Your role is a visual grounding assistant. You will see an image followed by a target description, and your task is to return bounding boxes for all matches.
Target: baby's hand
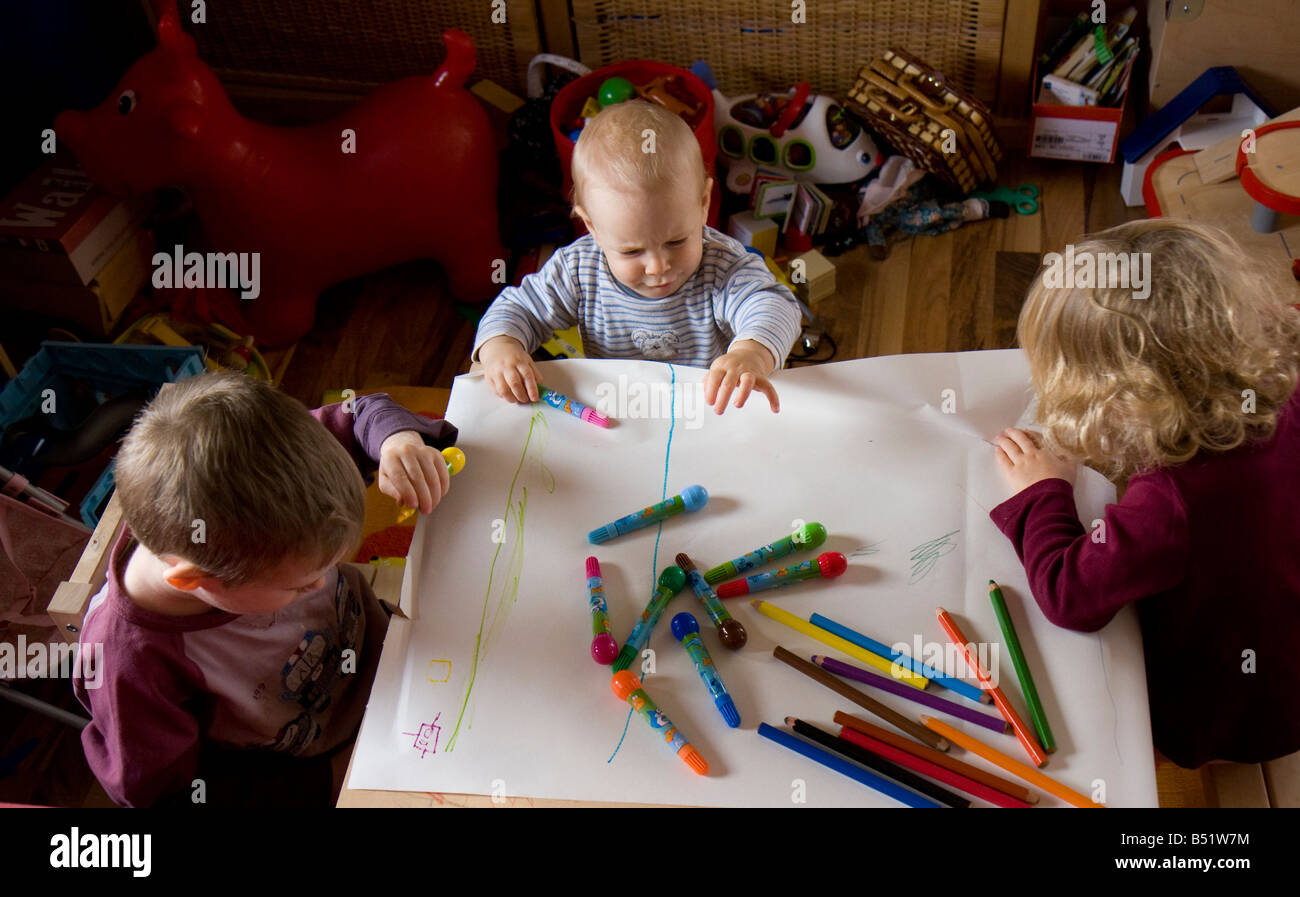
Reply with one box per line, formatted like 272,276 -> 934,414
378,430 -> 450,515
994,428 -> 1077,495
480,336 -> 542,404
704,341 -> 780,414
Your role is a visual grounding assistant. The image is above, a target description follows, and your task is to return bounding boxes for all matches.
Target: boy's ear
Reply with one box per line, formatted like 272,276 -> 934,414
701,177 -> 714,214
163,558 -> 215,592
573,204 -> 595,234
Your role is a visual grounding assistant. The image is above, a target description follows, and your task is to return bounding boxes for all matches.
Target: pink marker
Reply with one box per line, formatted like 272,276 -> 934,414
540,387 -> 609,428
586,556 -> 618,664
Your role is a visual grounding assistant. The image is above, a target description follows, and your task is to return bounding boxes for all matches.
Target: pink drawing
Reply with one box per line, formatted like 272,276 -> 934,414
402,712 -> 442,759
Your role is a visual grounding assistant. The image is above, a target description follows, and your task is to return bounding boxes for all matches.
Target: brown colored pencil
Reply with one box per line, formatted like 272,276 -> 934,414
772,645 -> 949,751
834,711 -> 1039,804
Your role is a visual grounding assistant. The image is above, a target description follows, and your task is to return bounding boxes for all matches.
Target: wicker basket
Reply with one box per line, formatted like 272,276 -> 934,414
570,0 -> 1005,104
145,0 -> 542,96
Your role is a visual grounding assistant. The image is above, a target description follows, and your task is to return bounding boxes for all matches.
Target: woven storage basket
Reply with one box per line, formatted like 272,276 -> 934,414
144,0 -> 542,96
570,0 -> 1005,105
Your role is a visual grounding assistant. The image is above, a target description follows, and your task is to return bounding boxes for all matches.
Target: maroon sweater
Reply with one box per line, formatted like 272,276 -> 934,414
990,389 -> 1300,769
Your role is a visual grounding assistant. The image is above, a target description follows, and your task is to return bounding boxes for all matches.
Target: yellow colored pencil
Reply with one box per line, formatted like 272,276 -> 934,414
920,716 -> 1105,808
749,600 -> 929,690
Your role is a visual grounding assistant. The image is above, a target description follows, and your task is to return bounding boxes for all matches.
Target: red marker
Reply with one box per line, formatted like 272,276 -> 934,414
716,551 -> 846,598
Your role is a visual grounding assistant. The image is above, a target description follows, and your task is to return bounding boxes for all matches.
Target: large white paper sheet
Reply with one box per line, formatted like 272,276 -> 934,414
351,352 -> 1157,807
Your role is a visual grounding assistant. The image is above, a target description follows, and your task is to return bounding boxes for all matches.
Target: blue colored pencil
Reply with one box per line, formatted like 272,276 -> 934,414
809,613 -> 989,704
756,722 -> 942,808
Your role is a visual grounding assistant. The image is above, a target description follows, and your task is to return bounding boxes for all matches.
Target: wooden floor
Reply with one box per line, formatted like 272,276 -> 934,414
277,153 -> 1147,408
4,153 -> 1207,808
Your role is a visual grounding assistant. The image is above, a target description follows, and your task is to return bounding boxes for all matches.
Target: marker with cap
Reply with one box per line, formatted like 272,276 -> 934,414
703,522 -> 828,585
610,670 -> 708,775
397,446 -> 466,522
671,612 -> 740,727
715,551 -> 847,598
588,485 -> 708,544
538,386 -> 609,428
585,557 -> 617,664
676,552 -> 747,649
612,565 -> 687,673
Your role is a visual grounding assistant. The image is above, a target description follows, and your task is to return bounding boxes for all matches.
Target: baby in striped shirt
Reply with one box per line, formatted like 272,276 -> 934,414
474,100 -> 803,415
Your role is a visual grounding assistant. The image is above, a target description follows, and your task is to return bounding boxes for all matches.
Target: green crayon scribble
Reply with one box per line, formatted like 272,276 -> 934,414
446,411 -> 553,751
908,529 -> 959,584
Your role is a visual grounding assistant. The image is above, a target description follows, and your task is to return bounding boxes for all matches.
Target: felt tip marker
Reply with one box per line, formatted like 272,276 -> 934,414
611,670 -> 708,775
612,565 -> 687,673
588,485 -> 708,544
716,551 -> 847,598
537,386 -> 610,428
397,446 -> 466,522
703,522 -> 828,585
671,612 -> 740,727
585,557 -> 618,664
676,552 -> 747,649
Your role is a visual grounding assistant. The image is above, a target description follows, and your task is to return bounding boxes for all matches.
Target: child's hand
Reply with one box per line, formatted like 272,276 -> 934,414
994,428 -> 1077,495
704,341 -> 780,414
378,430 -> 450,514
480,336 -> 542,404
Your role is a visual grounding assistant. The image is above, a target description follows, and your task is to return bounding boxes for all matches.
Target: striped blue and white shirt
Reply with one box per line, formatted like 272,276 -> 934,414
473,226 -> 803,369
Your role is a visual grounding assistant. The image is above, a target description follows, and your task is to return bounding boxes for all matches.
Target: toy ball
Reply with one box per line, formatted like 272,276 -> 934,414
598,76 -> 637,107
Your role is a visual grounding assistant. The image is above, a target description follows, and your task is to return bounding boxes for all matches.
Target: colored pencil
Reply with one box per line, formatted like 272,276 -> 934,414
988,580 -> 1056,752
771,645 -> 948,751
836,725 -> 1031,808
750,600 -> 928,689
812,655 -> 1009,734
936,607 -> 1047,767
787,717 -> 970,808
835,711 -> 1038,804
809,612 -> 990,703
756,722 -> 942,808
921,716 -> 1105,808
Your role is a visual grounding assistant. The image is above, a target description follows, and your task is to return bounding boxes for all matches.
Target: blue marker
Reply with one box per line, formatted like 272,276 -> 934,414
670,612 -> 740,727
809,612 -> 989,704
588,485 -> 708,544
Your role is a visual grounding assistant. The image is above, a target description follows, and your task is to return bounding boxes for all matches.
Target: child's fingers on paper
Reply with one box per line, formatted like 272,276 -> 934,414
412,450 -> 447,512
996,433 -> 1024,461
755,378 -> 780,413
713,371 -> 739,414
502,368 -> 530,403
702,368 -> 722,404
732,373 -> 755,407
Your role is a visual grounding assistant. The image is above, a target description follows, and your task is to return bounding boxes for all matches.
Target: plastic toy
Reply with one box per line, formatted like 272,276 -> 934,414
598,77 -> 637,107
53,4 -> 506,347
637,75 -> 705,125
693,63 -> 882,193
970,183 -> 1040,215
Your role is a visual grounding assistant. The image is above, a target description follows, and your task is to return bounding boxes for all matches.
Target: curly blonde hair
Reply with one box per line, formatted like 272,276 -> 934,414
1018,219 -> 1300,481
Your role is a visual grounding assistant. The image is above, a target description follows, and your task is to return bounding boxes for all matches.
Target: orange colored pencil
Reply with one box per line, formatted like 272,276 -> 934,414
833,711 -> 1038,804
936,607 -> 1047,767
922,716 -> 1105,808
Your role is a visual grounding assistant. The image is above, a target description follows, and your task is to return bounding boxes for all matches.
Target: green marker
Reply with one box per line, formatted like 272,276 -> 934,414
988,579 -> 1056,753
703,522 -> 827,585
612,566 -> 686,673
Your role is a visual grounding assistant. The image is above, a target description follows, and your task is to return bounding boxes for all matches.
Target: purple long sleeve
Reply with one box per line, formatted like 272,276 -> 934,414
990,389 -> 1300,767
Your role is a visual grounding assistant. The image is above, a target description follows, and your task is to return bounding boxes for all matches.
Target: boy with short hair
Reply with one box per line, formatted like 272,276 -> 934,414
72,371 -> 456,806
476,100 -> 803,415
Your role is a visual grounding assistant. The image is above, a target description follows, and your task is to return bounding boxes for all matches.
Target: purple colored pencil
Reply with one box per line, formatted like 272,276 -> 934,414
812,654 -> 1010,735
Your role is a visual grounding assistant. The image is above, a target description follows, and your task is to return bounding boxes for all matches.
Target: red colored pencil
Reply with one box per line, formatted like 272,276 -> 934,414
936,607 -> 1048,768
837,725 -> 1032,808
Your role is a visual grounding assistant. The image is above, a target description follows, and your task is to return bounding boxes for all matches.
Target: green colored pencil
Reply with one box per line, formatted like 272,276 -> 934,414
988,579 -> 1056,753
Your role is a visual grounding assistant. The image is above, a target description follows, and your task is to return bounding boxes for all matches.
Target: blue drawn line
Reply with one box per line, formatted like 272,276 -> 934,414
608,706 -> 634,764
612,365 -> 678,765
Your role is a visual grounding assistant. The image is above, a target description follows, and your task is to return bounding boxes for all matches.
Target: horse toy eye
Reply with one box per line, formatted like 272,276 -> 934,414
117,90 -> 137,115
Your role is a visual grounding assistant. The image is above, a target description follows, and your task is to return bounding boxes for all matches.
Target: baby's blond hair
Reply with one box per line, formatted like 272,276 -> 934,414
114,371 -> 365,586
571,99 -> 707,210
1018,219 -> 1300,481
